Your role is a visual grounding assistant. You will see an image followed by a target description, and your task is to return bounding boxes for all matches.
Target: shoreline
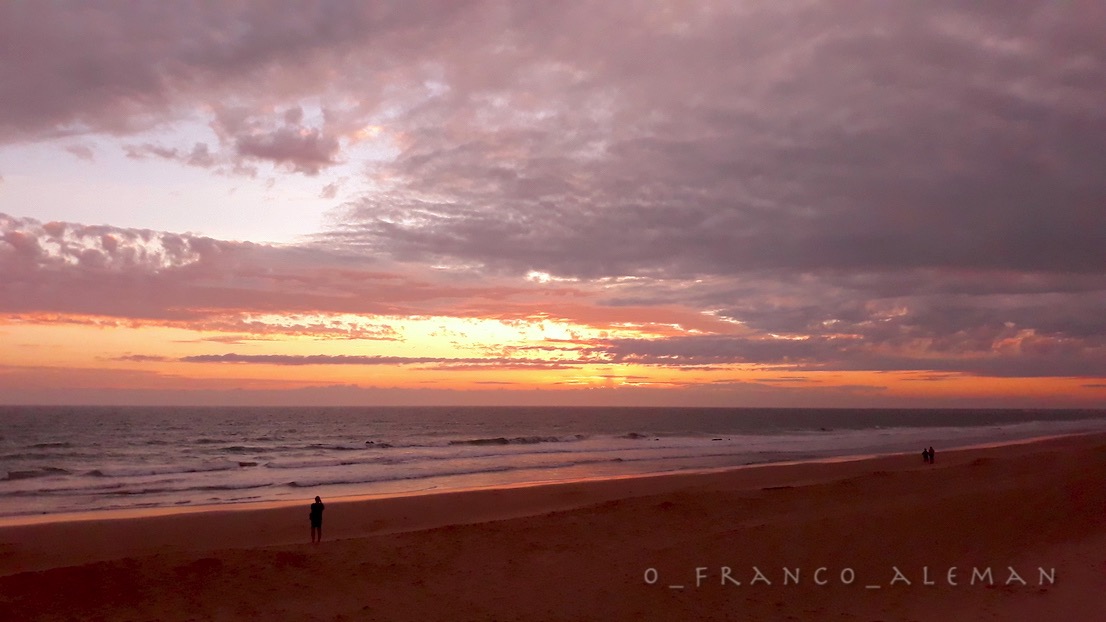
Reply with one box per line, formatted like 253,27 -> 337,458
4,431 -> 1105,619
1,429 -> 1098,529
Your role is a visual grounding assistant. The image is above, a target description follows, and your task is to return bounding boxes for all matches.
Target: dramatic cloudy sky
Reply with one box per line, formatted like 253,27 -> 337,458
1,1 -> 1104,406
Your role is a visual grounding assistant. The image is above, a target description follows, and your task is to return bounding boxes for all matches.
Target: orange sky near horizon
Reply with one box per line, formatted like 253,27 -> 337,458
2,309 -> 1102,408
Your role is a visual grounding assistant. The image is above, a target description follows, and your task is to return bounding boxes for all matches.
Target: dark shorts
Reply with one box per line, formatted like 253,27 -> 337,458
310,519 -> 322,528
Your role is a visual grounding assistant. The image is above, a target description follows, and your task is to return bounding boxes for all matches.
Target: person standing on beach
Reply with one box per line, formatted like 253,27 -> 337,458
928,447 -> 935,464
310,496 -> 325,543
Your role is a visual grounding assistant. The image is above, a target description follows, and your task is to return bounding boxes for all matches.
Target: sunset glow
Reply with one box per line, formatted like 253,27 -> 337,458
1,2 -> 1104,407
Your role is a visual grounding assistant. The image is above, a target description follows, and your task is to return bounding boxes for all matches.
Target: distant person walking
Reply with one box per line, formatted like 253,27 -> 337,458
310,496 -> 325,543
928,446 -> 935,464
922,447 -> 930,463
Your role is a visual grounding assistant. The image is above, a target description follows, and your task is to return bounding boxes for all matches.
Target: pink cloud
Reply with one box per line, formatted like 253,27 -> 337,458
235,126 -> 340,175
125,142 -> 216,168
65,144 -> 95,161
0,213 -> 602,326
320,180 -> 343,199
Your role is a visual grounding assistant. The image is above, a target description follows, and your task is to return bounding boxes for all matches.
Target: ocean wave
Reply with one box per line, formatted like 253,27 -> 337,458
85,462 -> 239,478
0,475 -> 275,498
262,436 -> 716,470
2,466 -> 70,481
264,455 -> 411,470
0,451 -> 106,461
104,482 -> 275,496
283,455 -> 629,489
1,480 -> 133,496
29,442 -> 74,449
262,444 -> 600,470
217,445 -> 278,454
307,443 -> 371,451
447,434 -> 585,446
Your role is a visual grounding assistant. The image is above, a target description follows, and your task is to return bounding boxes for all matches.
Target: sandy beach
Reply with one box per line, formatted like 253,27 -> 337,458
2,433 -> 1104,621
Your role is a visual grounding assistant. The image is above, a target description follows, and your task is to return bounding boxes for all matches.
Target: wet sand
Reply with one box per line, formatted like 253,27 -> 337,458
2,433 -> 1104,621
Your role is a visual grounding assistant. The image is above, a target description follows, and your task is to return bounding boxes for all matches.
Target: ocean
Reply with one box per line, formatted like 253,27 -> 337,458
2,406 -> 1105,521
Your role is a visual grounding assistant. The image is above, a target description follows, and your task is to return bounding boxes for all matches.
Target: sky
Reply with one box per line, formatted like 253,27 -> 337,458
1,1 -> 1104,407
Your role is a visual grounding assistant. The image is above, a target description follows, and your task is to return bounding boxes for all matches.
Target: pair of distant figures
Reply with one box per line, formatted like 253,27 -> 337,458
922,446 -> 936,464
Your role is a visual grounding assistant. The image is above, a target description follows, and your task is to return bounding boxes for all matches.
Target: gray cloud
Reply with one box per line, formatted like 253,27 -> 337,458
65,144 -> 95,161
112,354 -> 170,363
589,332 -> 1106,378
125,142 -> 216,168
321,1 -> 1106,282
209,104 -> 346,174
235,126 -> 340,175
0,1 -> 450,140
320,180 -> 344,199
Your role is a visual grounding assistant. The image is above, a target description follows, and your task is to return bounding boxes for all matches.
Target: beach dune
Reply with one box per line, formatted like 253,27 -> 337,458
2,434 -> 1104,621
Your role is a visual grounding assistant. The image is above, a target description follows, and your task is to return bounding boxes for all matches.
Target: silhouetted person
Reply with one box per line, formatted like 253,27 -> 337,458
928,446 -> 935,464
310,496 -> 325,543
922,447 -> 930,463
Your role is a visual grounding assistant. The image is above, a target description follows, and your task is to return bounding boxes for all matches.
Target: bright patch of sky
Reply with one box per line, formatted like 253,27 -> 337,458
0,105 -> 399,244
